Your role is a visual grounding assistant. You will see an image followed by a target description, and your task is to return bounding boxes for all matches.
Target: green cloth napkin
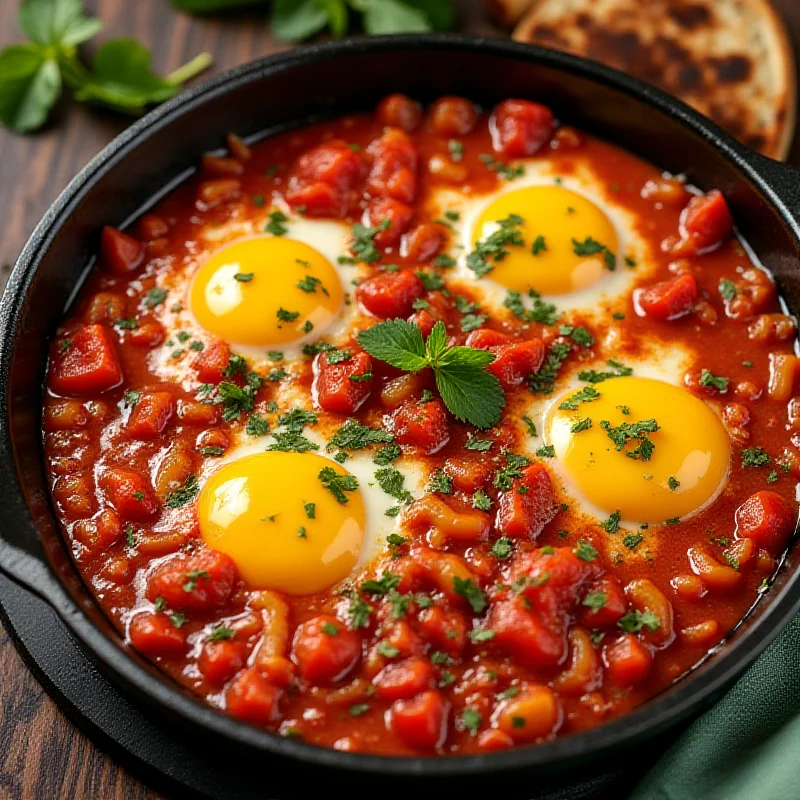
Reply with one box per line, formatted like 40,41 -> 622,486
631,615 -> 800,799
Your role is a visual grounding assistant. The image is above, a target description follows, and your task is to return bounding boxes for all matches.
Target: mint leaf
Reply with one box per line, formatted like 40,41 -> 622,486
402,0 -> 453,28
436,361 -> 504,429
0,46 -> 60,132
358,319 -> 427,371
425,320 -> 448,362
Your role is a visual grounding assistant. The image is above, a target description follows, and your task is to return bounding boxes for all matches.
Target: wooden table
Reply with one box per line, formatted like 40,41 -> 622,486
0,1 -> 799,797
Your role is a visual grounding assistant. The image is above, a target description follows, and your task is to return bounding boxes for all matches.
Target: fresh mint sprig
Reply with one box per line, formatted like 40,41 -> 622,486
358,319 -> 505,429
0,0 -> 211,133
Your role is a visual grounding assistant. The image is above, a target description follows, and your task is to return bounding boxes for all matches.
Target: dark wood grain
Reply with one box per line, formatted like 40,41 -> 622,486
0,1 -> 798,798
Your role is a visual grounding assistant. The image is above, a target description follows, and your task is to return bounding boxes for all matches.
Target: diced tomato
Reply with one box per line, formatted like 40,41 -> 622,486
198,639 -> 246,685
138,215 -> 169,241
129,321 -> 166,348
391,398 -> 450,453
402,223 -> 444,262
373,656 -> 435,700
408,308 -> 437,338
50,324 -> 123,396
486,598 -> 564,669
380,620 -> 424,659
491,100 -> 554,157
367,196 -> 415,248
99,468 -> 159,520
85,292 -> 126,324
477,729 -> 514,751
488,339 -> 545,390
428,97 -> 478,137
313,351 -> 373,414
128,612 -> 186,657
578,576 -> 627,629
225,667 -> 282,726
634,273 -> 698,321
194,341 -> 231,384
735,490 -> 796,554
197,179 -> 241,208
389,690 -> 449,750
466,328 -> 510,349
126,392 -> 174,439
357,270 -> 424,319
495,463 -> 557,539
677,190 -> 733,254
145,549 -> 239,612
416,606 -> 467,656
376,94 -> 422,132
603,634 -> 653,686
367,128 -> 418,203
100,226 -> 144,275
286,140 -> 366,218
291,615 -> 361,685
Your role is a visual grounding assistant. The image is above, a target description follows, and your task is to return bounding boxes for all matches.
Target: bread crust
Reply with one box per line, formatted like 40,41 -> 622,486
512,0 -> 796,160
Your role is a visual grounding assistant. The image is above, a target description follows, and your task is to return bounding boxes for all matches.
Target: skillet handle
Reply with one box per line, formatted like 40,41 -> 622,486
736,148 -> 800,227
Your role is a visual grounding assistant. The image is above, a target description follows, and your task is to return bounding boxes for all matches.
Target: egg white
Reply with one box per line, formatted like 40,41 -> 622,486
516,343 -> 698,533
199,425 -> 426,578
428,160 -> 658,326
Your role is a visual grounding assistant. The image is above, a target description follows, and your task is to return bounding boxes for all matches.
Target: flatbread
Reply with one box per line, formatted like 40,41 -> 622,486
510,0 -> 796,159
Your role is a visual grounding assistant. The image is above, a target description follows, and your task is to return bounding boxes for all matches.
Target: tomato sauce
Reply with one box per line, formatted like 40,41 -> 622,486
43,94 -> 798,755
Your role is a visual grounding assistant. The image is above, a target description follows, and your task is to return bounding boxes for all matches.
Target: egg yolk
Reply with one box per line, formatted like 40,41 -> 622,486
545,376 -> 730,523
471,186 -> 619,295
190,236 -> 343,347
197,452 -> 365,595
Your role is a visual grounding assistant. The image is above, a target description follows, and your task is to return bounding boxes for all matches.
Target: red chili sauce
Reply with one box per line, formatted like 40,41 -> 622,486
44,95 -> 798,755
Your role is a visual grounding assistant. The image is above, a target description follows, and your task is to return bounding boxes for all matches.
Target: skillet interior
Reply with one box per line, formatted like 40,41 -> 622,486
3,35 -> 800,785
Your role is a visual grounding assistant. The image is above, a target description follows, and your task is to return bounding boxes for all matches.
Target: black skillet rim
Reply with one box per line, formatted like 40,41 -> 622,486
3,33 -> 800,778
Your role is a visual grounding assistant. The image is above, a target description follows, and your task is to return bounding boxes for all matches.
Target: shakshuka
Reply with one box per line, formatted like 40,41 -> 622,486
43,94 -> 799,755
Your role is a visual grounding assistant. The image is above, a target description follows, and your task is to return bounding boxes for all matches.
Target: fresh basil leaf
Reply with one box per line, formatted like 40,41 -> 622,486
0,46 -> 61,132
171,0 -> 266,12
435,362 -> 505,429
72,39 -> 177,111
271,0 -> 329,42
18,0 -> 102,48
358,319 -> 428,372
354,0 -> 431,33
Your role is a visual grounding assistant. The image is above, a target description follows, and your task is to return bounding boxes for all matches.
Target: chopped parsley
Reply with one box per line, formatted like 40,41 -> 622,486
453,577 -> 487,614
529,342 -> 571,394
719,279 -> 737,302
328,419 -> 393,452
466,214 -> 525,278
623,532 -> 644,549
297,275 -> 328,294
460,708 -> 482,736
575,539 -> 598,562
559,386 -> 600,410
265,210 -> 289,236
618,609 -> 660,634
478,154 -> 524,180
490,537 -> 513,559
578,360 -> 633,383
245,414 -> 269,437
321,621 -> 339,637
583,591 -> 607,609
144,287 -> 167,308
342,219 -> 389,264
318,467 -> 358,503
361,573 -> 401,596
375,467 -> 413,504
572,236 -> 616,271
473,490 -> 492,511
668,476 -> 680,491
570,417 -> 592,433
493,452 -> 532,490
600,419 -> 660,461
165,474 -> 199,508
699,369 -> 729,393
448,139 -> 464,161
276,307 -> 300,323
234,272 -> 253,282
601,510 -> 622,533
522,414 -> 537,437
742,447 -> 770,468
428,468 -> 453,495
417,270 -> 445,291
559,324 -> 594,347
531,235 -> 547,255
374,444 -> 402,466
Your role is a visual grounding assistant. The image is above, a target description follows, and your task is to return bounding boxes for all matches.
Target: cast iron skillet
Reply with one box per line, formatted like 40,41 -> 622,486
1,33 -> 800,786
